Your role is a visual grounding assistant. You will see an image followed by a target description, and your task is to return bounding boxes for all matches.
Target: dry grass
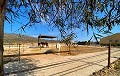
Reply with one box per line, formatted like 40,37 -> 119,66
4,44 -> 107,56
60,45 -> 107,56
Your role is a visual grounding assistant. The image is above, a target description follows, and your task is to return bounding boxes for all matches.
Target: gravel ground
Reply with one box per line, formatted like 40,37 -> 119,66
4,48 -> 120,76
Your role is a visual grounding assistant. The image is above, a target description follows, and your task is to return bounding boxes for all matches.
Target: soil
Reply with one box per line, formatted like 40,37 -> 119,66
3,45 -> 120,76
60,45 -> 107,56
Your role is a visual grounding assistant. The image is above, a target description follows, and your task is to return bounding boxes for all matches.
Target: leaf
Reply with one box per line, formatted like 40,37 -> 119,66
103,31 -> 113,35
21,26 -> 26,33
86,24 -> 89,35
98,3 -> 104,12
5,16 -> 12,23
93,33 -> 99,42
6,8 -> 15,14
95,33 -> 103,37
89,36 -> 93,41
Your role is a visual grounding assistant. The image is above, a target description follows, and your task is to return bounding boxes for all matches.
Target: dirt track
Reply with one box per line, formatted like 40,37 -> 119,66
4,47 -> 120,76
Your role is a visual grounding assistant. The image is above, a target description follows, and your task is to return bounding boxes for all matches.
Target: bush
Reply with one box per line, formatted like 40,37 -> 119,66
115,59 -> 120,69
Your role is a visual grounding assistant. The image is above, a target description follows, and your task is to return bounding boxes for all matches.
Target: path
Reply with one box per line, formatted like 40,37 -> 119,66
4,48 -> 120,76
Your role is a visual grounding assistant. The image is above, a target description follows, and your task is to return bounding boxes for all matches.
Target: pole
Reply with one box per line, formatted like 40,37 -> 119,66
23,43 -> 24,53
69,41 -> 71,55
40,34 -> 41,50
9,42 -> 10,51
18,43 -> 20,62
108,44 -> 111,69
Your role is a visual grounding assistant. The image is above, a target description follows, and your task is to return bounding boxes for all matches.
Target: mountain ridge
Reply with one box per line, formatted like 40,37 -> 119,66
4,33 -> 38,43
4,33 -> 57,44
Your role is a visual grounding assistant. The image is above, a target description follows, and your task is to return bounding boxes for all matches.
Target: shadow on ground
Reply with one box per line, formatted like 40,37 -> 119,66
4,58 -> 37,76
44,49 -> 55,54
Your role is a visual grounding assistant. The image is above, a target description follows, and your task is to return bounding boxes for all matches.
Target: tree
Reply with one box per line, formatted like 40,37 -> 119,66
0,0 -> 7,75
1,0 -> 120,75
61,33 -> 75,54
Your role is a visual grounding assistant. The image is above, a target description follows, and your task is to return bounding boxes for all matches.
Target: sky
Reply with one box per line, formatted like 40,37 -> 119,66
4,1 -> 120,42
4,12 -> 93,42
4,18 -> 120,42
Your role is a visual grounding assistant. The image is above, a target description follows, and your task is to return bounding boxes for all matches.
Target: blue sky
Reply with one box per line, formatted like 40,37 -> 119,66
4,1 -> 120,42
4,18 -> 120,42
4,11 -> 120,42
4,19 -> 93,41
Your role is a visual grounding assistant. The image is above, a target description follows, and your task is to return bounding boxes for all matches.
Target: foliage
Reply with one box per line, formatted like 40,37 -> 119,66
115,59 -> 120,69
61,33 -> 75,44
1,0 -> 120,74
77,41 -> 88,45
5,0 -> 120,41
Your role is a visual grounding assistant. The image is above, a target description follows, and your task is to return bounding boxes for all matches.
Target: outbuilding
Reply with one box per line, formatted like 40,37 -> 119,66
38,34 -> 57,48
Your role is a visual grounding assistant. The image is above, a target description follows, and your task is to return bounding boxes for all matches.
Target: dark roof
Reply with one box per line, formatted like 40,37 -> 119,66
38,35 -> 57,38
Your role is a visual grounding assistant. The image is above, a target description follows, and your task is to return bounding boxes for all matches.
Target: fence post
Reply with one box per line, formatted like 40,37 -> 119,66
69,41 -> 71,55
23,43 -> 24,53
9,43 -> 10,51
108,44 -> 111,69
18,43 -> 20,62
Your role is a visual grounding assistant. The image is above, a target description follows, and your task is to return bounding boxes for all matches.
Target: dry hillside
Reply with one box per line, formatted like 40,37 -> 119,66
100,33 -> 120,45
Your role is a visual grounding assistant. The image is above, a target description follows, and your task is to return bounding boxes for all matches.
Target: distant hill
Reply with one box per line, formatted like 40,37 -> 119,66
4,33 -> 38,44
100,33 -> 120,46
4,33 -> 57,44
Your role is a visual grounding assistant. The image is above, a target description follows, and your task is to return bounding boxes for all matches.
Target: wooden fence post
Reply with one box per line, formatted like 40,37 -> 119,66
23,43 -> 24,53
18,43 -> 20,62
69,41 -> 71,55
108,44 -> 111,69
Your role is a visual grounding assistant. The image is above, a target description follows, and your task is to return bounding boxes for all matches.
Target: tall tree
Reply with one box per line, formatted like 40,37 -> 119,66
0,0 -> 120,75
0,0 -> 7,75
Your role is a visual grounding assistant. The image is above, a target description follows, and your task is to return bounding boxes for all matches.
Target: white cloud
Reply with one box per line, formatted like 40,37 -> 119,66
30,35 -> 38,38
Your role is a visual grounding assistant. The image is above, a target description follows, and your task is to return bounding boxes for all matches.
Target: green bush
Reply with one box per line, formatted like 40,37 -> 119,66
115,60 -> 120,69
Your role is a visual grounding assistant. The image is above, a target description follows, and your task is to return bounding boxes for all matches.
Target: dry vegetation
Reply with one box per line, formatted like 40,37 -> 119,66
91,59 -> 120,76
3,44 -> 112,76
100,33 -> 120,45
3,33 -> 107,56
60,45 -> 107,56
4,44 -> 107,56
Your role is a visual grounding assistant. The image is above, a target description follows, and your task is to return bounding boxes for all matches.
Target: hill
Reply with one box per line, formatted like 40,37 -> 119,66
4,33 -> 57,44
4,33 -> 38,44
100,33 -> 120,46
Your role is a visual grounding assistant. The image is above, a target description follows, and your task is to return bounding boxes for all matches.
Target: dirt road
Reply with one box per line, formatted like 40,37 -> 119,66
4,48 -> 120,76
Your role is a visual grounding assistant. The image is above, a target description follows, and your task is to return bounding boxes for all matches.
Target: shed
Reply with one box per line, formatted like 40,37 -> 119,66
38,34 -> 57,48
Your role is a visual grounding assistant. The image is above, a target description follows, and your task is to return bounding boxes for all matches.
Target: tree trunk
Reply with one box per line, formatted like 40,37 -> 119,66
0,0 -> 7,75
0,11 -> 4,76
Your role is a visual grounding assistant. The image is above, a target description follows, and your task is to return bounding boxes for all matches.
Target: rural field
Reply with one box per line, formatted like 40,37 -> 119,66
3,43 -> 120,76
2,1 -> 120,76
3,43 -> 107,55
